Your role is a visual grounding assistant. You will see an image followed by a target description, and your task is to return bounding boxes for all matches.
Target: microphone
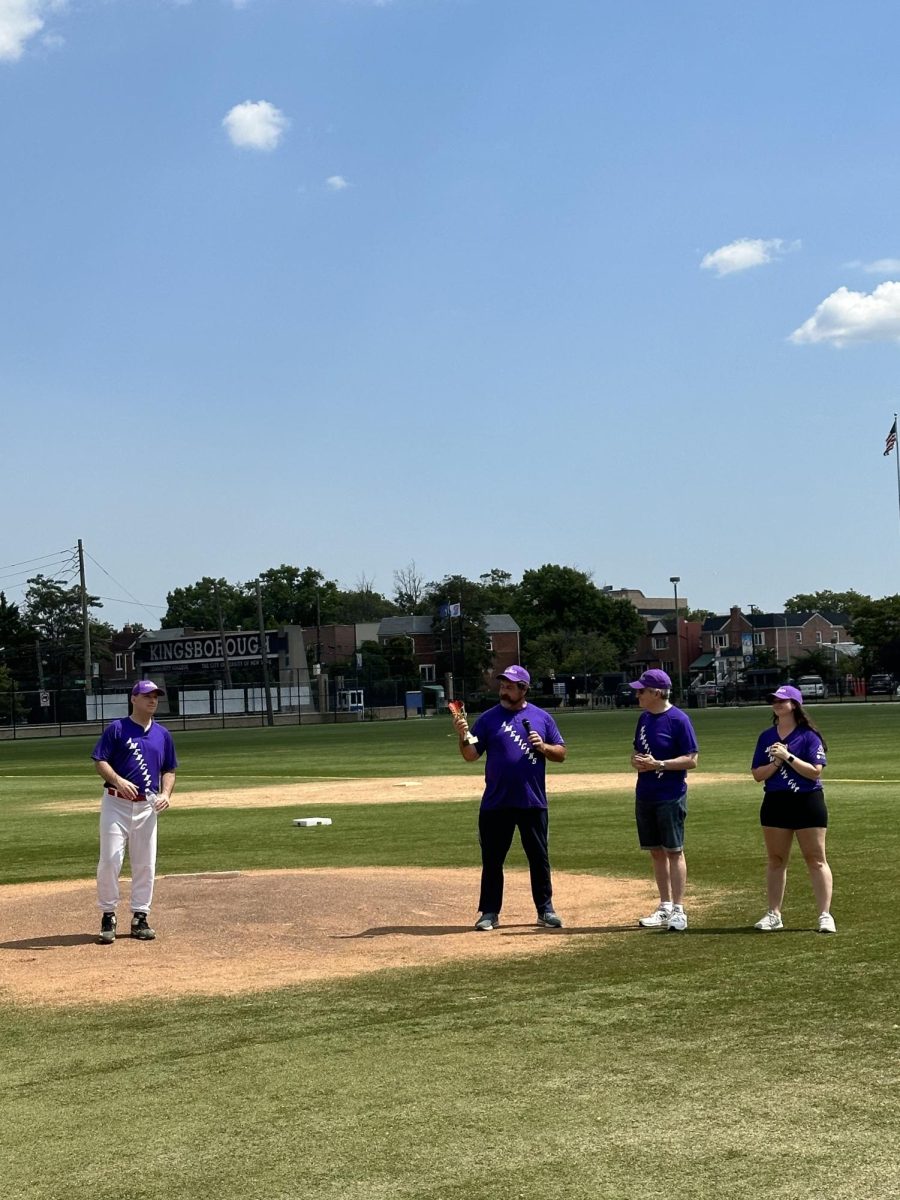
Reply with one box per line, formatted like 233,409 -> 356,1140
523,718 -> 542,754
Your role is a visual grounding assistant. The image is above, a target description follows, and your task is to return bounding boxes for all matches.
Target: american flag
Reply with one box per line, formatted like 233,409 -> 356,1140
885,419 -> 897,457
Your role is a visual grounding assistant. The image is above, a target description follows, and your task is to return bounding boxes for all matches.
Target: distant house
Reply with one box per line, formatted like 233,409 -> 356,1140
97,624 -> 143,691
606,588 -> 690,619
627,615 -> 702,682
693,606 -> 853,680
376,614 -> 521,687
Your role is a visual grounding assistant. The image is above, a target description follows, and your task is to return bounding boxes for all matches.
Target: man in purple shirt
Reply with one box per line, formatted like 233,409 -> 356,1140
452,666 -> 567,931
629,669 -> 699,932
91,680 -> 178,944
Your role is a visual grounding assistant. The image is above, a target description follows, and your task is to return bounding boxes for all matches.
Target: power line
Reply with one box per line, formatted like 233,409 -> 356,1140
0,556 -> 75,586
84,549 -> 162,621
95,594 -> 166,610
0,548 -> 73,573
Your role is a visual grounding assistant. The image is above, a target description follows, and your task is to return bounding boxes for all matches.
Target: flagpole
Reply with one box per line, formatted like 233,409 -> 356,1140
894,412 -> 900,536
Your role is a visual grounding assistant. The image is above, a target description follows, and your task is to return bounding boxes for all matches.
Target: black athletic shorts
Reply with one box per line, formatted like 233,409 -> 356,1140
760,789 -> 828,830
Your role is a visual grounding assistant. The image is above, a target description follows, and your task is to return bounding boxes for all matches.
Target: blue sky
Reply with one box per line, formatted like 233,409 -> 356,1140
3,0 -> 900,627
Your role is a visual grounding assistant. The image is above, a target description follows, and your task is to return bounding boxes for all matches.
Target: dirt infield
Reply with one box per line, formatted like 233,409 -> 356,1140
0,868 -> 658,1008
40,771 -> 747,814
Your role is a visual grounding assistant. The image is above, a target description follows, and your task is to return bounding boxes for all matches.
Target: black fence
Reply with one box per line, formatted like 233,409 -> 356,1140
3,674 -> 894,739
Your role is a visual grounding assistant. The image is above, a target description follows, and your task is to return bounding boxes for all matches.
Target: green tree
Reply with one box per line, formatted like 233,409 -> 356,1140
784,589 -> 869,617
0,592 -> 31,685
525,631 -> 621,682
381,636 -> 420,683
848,595 -> 900,675
423,575 -> 493,683
684,607 -> 714,623
21,574 -> 114,687
511,564 -> 644,661
791,649 -> 838,680
162,577 -> 252,630
332,576 -> 398,623
0,662 -> 28,723
477,568 -> 518,613
254,565 -> 341,626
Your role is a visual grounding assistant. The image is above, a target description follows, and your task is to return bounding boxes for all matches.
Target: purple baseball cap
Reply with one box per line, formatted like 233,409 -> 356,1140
132,680 -> 164,696
630,669 -> 672,691
497,665 -> 531,686
770,685 -> 802,704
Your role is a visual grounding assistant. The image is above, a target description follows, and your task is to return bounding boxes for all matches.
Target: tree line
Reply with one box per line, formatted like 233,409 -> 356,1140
3,575 -> 900,703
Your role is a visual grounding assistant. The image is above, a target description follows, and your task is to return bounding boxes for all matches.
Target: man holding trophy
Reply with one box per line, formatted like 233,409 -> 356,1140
450,666 -> 567,931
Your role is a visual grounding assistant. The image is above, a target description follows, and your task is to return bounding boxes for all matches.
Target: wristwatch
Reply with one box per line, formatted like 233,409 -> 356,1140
787,754 -> 795,763
659,761 -> 667,770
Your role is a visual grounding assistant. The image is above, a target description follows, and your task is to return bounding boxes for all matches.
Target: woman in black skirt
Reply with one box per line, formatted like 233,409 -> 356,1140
750,685 -> 835,933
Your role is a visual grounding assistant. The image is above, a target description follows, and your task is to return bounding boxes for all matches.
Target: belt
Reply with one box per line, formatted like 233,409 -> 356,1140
106,787 -> 147,802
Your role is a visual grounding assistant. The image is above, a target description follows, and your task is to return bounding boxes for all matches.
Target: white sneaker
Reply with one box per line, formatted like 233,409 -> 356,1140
638,904 -> 673,928
754,910 -> 784,932
667,908 -> 688,932
817,912 -> 836,934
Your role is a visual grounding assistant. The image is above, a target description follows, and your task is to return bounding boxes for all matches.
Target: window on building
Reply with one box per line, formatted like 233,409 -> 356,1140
114,653 -> 123,672
420,664 -> 436,683
815,631 -> 823,644
753,632 -> 765,646
652,636 -> 669,650
485,636 -> 494,651
713,634 -> 728,648
795,631 -> 803,642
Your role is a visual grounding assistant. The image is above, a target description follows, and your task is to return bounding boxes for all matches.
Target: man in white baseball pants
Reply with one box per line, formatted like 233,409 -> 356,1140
91,680 -> 178,943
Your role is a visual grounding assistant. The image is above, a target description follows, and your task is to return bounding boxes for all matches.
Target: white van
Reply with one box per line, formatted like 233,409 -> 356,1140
797,675 -> 826,699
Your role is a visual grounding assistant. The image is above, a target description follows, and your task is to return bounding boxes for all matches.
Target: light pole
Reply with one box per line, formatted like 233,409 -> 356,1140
670,576 -> 683,701
831,632 -> 839,698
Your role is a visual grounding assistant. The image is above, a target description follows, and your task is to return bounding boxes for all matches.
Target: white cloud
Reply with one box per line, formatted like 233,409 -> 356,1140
0,0 -> 47,62
326,175 -> 349,191
859,257 -> 900,274
700,237 -> 796,277
222,100 -> 289,151
789,281 -> 900,346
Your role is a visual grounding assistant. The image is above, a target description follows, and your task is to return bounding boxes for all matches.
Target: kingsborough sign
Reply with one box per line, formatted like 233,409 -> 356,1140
140,632 -> 285,671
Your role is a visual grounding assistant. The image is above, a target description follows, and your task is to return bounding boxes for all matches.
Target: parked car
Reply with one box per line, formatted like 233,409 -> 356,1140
614,683 -> 638,708
867,673 -> 894,695
797,675 -> 827,700
691,680 -> 719,698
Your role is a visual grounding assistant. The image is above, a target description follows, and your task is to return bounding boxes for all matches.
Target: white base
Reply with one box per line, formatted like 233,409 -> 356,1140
292,817 -> 333,827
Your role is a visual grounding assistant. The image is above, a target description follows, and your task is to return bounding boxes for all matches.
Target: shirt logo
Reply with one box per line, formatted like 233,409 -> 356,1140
126,736 -> 154,794
500,720 -> 537,765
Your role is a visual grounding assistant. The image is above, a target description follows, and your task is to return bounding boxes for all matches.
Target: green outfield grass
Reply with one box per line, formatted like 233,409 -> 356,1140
1,707 -> 898,1199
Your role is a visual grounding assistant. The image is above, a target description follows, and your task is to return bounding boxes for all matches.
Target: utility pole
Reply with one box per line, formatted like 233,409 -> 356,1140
214,583 -> 233,689
78,538 -> 93,696
255,580 -> 274,726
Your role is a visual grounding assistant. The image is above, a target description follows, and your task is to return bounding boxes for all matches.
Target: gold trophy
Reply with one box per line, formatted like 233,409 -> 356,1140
448,699 -> 478,745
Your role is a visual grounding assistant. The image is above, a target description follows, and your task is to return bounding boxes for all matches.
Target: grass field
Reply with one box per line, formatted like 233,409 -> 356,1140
1,707 -> 898,1199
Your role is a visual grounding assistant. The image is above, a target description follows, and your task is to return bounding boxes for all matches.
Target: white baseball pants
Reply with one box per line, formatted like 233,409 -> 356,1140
96,792 -> 159,913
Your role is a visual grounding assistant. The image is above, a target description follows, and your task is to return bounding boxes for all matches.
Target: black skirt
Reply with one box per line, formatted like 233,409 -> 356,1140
760,789 -> 828,830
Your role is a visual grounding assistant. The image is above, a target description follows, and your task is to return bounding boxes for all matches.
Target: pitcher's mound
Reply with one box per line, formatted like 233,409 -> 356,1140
0,868 -> 653,1007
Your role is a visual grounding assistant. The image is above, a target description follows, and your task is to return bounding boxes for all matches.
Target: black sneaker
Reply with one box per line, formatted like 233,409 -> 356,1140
130,912 -> 156,941
474,912 -> 499,931
98,911 -> 117,945
537,908 -> 563,929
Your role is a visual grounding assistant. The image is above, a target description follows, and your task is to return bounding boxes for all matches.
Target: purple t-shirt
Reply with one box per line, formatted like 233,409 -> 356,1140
752,726 -> 826,793
469,702 -> 565,810
92,717 -> 178,794
633,706 -> 699,803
